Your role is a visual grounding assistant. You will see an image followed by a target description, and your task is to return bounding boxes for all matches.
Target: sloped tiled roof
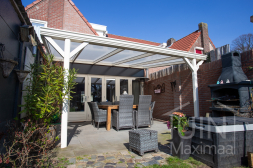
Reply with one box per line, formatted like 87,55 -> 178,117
25,0 -> 98,35
107,34 -> 161,46
209,37 -> 216,49
169,30 -> 201,51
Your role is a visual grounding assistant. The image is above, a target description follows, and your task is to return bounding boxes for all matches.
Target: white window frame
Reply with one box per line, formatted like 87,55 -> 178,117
30,18 -> 48,27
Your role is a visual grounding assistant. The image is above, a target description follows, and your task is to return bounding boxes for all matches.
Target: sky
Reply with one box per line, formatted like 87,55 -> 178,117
21,0 -> 253,48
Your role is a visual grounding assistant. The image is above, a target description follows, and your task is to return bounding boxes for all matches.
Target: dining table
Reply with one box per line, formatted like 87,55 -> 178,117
98,104 -> 138,131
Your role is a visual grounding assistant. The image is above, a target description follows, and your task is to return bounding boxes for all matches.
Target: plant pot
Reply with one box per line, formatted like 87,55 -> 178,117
15,70 -> 30,83
172,128 -> 192,160
0,58 -> 18,78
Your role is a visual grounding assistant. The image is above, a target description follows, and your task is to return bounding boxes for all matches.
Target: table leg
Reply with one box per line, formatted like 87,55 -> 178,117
106,107 -> 111,131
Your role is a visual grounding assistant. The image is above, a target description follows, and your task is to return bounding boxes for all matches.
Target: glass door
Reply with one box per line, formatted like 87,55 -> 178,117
105,77 -> 117,103
69,76 -> 87,122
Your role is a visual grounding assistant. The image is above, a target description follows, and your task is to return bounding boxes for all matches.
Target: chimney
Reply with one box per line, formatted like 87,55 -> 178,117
167,38 -> 176,47
198,22 -> 210,53
251,15 -> 253,23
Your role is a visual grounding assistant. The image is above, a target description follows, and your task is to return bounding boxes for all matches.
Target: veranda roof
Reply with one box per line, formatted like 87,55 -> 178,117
40,27 -> 206,69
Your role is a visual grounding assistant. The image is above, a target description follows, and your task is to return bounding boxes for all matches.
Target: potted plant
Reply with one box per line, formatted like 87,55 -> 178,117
167,112 -> 192,160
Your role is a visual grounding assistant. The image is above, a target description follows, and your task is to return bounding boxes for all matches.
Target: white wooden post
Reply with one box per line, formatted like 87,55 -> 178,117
183,58 -> 204,117
61,39 -> 71,148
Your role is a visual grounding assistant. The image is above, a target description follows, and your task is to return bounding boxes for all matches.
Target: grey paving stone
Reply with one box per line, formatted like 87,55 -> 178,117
97,156 -> 105,161
104,166 -> 115,168
119,159 -> 125,163
105,163 -> 117,166
79,158 -> 89,162
77,166 -> 84,168
94,162 -> 104,167
91,155 -> 97,160
106,156 -> 116,160
142,160 -> 160,166
152,156 -> 164,160
134,156 -> 142,160
69,158 -> 76,164
127,163 -> 134,167
123,155 -> 131,159
86,161 -> 95,165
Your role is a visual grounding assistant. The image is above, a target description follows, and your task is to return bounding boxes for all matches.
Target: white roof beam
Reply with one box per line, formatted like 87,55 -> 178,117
41,27 -> 207,61
130,57 -> 179,67
114,53 -> 154,65
93,48 -> 124,64
143,61 -> 185,68
70,42 -> 89,59
45,36 -> 65,57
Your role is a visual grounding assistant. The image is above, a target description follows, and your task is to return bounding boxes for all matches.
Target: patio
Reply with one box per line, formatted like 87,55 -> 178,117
55,120 -> 171,158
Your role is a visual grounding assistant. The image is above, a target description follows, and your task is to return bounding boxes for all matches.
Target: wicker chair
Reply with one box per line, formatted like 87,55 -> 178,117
150,101 -> 155,125
114,101 -> 120,105
90,102 -> 107,130
99,101 -> 113,105
112,95 -> 135,131
135,95 -> 152,129
87,102 -> 95,125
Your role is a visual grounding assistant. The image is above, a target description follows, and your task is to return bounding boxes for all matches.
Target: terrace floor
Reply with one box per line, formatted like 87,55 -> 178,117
55,120 -> 171,158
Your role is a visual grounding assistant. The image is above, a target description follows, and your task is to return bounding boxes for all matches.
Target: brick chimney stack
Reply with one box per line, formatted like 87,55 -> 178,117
198,22 -> 210,53
167,38 -> 176,47
251,16 -> 253,23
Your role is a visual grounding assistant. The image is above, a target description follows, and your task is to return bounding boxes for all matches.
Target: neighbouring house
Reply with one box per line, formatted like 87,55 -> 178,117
148,22 -> 216,76
0,0 -> 44,135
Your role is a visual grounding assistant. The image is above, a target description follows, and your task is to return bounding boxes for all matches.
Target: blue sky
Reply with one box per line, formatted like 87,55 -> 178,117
22,0 -> 253,48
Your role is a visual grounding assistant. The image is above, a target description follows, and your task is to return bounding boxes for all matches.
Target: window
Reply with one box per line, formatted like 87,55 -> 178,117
195,47 -> 204,54
30,19 -> 48,43
196,49 -> 202,54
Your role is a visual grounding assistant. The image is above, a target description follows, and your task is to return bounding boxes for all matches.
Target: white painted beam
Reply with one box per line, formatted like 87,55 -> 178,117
143,61 -> 185,68
61,39 -> 70,148
183,57 -> 195,71
41,27 -> 207,61
93,48 -> 124,64
130,57 -> 180,67
70,42 -> 89,59
45,36 -> 65,57
196,60 -> 204,70
114,53 -> 154,65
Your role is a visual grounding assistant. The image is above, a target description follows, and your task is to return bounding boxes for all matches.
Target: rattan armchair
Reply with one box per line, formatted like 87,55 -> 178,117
87,102 -> 95,125
150,101 -> 155,125
135,95 -> 152,129
112,95 -> 135,131
90,102 -> 107,130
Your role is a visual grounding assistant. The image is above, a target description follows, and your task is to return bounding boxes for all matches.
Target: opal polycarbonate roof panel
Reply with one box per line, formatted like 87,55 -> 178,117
47,40 -> 63,60
53,39 -> 65,51
101,50 -> 145,63
124,54 -> 168,65
75,44 -> 116,62
143,58 -> 184,67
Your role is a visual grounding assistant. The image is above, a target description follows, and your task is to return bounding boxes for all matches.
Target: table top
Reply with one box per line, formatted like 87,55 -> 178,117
98,104 -> 138,109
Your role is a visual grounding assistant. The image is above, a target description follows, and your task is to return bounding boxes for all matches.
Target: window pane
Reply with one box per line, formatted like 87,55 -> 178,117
106,79 -> 115,102
120,79 -> 128,95
91,78 -> 102,102
70,77 -> 85,112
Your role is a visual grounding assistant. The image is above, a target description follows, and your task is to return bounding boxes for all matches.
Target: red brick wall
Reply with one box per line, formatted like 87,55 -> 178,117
26,0 -> 49,21
189,35 -> 202,53
63,0 -> 94,34
145,50 -> 253,120
26,0 -> 95,35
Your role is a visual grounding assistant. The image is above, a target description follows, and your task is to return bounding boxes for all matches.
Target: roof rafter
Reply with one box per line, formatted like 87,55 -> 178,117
130,57 -> 179,67
93,48 -> 124,64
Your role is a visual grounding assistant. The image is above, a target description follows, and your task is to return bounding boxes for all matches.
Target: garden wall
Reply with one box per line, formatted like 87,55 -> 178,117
144,50 -> 253,121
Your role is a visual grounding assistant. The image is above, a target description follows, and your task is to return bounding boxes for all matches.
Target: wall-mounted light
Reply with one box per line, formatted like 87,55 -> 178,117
0,43 -> 18,78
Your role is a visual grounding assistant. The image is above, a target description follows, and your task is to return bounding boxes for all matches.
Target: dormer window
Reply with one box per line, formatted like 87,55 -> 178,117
30,19 -> 48,43
195,47 -> 204,54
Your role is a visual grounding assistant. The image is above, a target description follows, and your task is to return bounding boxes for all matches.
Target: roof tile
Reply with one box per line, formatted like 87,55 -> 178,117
107,34 -> 160,46
169,30 -> 201,51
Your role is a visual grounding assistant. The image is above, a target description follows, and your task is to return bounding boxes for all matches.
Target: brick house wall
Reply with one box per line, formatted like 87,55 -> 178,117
26,0 -> 96,35
145,50 -> 253,120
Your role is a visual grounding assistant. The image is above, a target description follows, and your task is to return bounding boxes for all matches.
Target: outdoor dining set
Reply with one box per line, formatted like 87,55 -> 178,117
87,95 -> 155,131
